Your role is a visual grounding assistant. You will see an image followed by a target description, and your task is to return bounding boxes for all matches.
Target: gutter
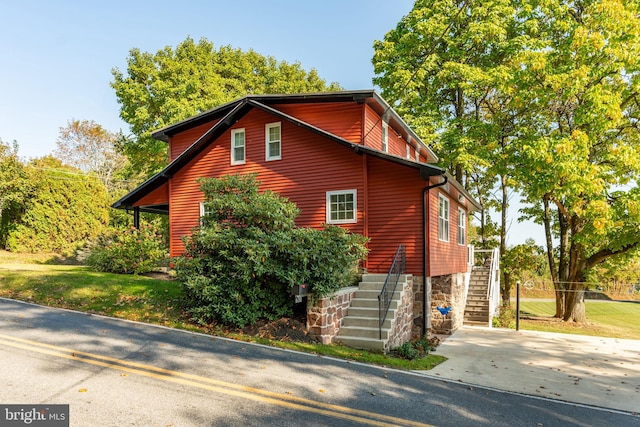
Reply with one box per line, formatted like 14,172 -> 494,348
422,174 -> 448,337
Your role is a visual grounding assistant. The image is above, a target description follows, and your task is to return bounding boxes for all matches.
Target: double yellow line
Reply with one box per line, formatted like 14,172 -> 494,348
0,333 -> 432,426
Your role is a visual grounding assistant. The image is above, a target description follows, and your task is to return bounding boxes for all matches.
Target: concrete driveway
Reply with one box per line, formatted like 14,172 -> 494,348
421,326 -> 640,414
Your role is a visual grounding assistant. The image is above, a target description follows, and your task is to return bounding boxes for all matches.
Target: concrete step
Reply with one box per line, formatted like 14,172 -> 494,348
338,325 -> 388,340
336,336 -> 386,352
355,289 -> 402,300
351,298 -> 398,310
342,316 -> 390,329
347,306 -> 384,318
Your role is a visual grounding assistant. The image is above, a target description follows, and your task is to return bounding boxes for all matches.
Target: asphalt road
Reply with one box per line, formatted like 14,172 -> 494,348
1,298 -> 638,427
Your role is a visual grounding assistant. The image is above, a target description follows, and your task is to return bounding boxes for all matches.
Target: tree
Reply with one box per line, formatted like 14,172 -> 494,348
6,156 -> 110,253
54,119 -> 127,193
372,0 -> 531,301
514,0 -> 640,322
175,174 -> 368,327
0,139 -> 32,248
501,239 -> 547,305
111,37 -> 342,176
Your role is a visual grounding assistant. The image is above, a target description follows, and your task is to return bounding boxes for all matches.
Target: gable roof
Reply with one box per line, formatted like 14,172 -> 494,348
152,90 -> 439,163
113,90 -> 480,212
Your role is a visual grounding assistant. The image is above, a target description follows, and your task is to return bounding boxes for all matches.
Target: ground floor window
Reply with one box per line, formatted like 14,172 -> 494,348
326,190 -> 357,224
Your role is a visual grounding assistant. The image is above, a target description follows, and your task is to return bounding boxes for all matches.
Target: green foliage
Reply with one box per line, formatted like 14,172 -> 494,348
374,0 -> 640,322
393,336 -> 437,360
87,221 -> 167,275
175,174 -> 368,328
5,157 -> 110,253
111,37 -> 342,177
492,304 -> 516,329
0,139 -> 33,248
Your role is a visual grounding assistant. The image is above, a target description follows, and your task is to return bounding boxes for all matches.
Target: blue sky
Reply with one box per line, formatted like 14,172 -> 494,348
0,0 -> 414,159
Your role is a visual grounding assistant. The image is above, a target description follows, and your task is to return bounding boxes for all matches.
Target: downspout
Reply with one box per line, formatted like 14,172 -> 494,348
422,174 -> 448,337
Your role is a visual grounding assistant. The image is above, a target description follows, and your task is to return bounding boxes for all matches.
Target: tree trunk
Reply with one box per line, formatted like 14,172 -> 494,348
563,286 -> 587,323
542,196 -> 564,317
499,174 -> 509,305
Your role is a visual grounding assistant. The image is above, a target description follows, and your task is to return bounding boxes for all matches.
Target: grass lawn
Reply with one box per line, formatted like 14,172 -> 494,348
0,252 -> 445,370
518,300 -> 640,340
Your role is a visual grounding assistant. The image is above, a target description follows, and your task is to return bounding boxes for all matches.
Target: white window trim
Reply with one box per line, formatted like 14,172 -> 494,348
199,201 -> 210,226
231,128 -> 246,165
326,189 -> 357,224
381,121 -> 389,153
406,144 -> 411,159
265,122 -> 281,161
438,193 -> 450,242
458,207 -> 466,246
415,146 -> 421,162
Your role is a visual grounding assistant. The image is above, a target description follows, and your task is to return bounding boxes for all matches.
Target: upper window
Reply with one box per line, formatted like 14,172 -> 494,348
266,122 -> 281,161
438,194 -> 450,242
326,190 -> 357,224
381,121 -> 389,153
231,128 -> 245,165
458,208 -> 466,245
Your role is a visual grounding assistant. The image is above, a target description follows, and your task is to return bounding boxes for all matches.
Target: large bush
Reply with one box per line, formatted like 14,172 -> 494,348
87,221 -> 167,274
5,157 -> 109,253
175,174 -> 368,328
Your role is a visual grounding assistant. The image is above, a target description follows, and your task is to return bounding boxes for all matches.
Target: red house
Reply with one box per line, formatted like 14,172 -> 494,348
114,90 -> 482,351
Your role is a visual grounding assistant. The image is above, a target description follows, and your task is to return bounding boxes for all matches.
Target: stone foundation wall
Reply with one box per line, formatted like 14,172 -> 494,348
430,272 -> 469,335
411,276 -> 426,339
307,287 -> 358,344
387,275 -> 415,350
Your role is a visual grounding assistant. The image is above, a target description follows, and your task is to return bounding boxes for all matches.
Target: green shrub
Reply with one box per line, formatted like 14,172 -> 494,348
393,336 -> 439,360
87,222 -> 167,274
6,157 -> 109,253
175,174 -> 368,328
492,304 -> 516,328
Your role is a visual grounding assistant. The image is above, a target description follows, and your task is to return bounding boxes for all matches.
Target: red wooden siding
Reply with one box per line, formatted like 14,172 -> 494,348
272,102 -> 363,143
169,121 -> 220,161
428,187 -> 469,277
168,108 -> 365,257
134,182 -> 168,207
366,156 -> 426,274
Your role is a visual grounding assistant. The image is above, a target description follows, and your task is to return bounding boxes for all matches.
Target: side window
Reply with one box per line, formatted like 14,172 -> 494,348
381,121 -> 389,153
199,201 -> 211,226
266,122 -> 281,161
326,190 -> 357,224
231,128 -> 245,165
458,208 -> 466,245
438,194 -> 450,242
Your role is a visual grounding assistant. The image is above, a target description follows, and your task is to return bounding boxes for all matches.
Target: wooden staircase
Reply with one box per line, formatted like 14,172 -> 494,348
336,274 -> 407,352
464,267 -> 491,326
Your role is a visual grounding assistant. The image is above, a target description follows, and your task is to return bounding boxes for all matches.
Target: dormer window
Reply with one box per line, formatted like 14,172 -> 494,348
231,128 -> 245,165
266,122 -> 281,161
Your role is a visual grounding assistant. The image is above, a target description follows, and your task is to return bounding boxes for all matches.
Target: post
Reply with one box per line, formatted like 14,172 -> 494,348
133,207 -> 140,229
516,280 -> 520,331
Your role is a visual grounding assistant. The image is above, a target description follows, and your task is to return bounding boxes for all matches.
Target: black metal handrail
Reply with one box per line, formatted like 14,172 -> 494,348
378,245 -> 406,340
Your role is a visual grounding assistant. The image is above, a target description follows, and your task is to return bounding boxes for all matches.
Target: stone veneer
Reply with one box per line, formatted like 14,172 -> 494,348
386,275 -> 415,350
430,272 -> 469,335
306,287 -> 358,344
